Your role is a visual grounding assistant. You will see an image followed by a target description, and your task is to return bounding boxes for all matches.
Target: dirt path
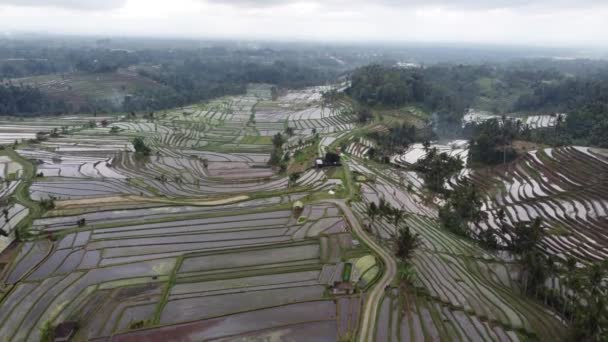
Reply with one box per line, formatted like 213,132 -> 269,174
322,199 -> 397,342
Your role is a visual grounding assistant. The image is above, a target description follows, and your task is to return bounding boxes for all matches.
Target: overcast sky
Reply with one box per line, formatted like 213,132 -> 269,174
0,0 -> 607,47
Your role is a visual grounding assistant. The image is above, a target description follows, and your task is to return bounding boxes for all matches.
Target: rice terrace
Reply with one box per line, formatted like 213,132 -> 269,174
1,38 -> 608,342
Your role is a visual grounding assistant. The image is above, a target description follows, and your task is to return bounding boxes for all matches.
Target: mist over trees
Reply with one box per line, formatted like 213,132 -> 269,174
0,84 -> 68,116
0,41 -> 349,116
1,37 -> 608,150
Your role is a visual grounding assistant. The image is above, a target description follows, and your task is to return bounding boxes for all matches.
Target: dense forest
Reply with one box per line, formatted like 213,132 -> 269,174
0,43 -> 348,115
126,59 -> 339,112
2,38 -> 608,147
0,84 -> 68,116
346,62 -> 608,148
346,64 -> 472,124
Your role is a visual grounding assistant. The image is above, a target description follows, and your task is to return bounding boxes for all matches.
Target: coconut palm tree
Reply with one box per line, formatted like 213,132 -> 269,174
366,202 -> 379,227
561,256 -> 578,318
501,114 -> 508,165
555,114 -> 564,145
398,263 -> 417,285
288,173 -> 300,188
394,226 -> 421,263
544,254 -> 558,305
393,209 -> 405,230
571,261 -> 608,340
378,198 -> 390,218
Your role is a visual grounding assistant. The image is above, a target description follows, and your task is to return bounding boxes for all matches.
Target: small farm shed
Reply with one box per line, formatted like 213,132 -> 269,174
331,281 -> 354,295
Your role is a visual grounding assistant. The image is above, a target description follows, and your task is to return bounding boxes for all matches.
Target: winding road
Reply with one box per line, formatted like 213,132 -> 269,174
323,199 -> 397,342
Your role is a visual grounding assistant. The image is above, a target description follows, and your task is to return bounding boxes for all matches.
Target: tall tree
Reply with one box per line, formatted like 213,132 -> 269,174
394,226 -> 421,263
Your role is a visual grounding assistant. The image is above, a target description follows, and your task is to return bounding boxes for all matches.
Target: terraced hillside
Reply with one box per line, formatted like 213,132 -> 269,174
1,202 -> 368,341
453,146 -> 608,262
344,155 -> 567,341
0,83 -> 369,341
1,80 -> 601,341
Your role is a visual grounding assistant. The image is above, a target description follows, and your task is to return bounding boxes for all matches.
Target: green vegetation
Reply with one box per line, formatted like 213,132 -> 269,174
4,39 -> 608,341
342,262 -> 353,281
394,226 -> 420,263
323,152 -> 341,166
3,149 -> 42,240
438,180 -> 486,237
133,137 -> 151,156
40,322 -> 54,342
347,61 -> 608,149
567,261 -> 608,341
289,143 -> 318,174
467,118 -> 520,166
413,147 -> 463,193
347,64 -> 490,133
2,41 -> 351,116
367,123 -> 434,162
563,104 -> 608,148
0,84 -> 68,116
240,135 -> 272,145
348,65 -> 426,107
39,197 -> 56,211
268,133 -> 286,171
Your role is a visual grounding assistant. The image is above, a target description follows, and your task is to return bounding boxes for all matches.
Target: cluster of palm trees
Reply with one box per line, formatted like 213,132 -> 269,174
366,198 -> 421,284
365,198 -> 406,230
502,217 -> 607,340
561,258 -> 608,340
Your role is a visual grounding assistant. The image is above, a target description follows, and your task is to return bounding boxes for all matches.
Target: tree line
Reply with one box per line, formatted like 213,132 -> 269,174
0,83 -> 69,116
0,42 -> 347,116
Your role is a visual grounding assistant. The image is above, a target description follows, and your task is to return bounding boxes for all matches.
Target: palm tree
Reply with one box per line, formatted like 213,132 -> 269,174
398,263 -> 417,284
394,226 -> 421,263
544,254 -> 557,305
521,250 -> 547,297
422,140 -> 431,152
366,202 -> 379,227
288,173 -> 300,188
572,261 -> 607,340
587,261 -> 607,297
501,114 -> 507,165
285,126 -> 295,137
561,256 -> 578,318
378,198 -> 390,218
393,209 -> 405,230
555,114 -> 564,145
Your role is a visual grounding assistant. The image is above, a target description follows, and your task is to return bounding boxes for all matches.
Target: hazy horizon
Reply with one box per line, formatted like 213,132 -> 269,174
1,0 -> 607,49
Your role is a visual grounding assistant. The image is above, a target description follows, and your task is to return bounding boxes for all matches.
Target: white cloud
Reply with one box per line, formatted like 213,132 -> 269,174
0,0 -> 606,47
209,0 -> 607,12
0,0 -> 127,10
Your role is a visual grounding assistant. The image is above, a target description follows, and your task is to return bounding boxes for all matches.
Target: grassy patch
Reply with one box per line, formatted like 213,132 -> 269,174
240,135 -> 273,145
3,148 -> 43,239
288,143 -> 318,174
547,224 -> 571,236
372,106 -> 428,128
40,321 -> 54,342
326,166 -> 345,180
342,262 -> 352,281
153,255 -> 183,325
128,320 -> 153,330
